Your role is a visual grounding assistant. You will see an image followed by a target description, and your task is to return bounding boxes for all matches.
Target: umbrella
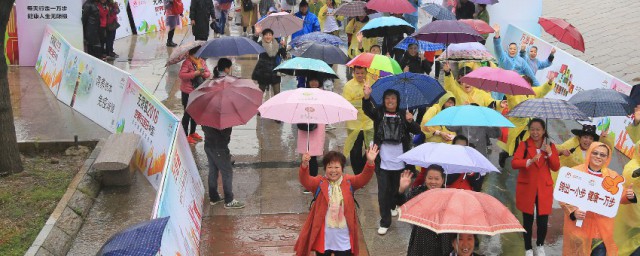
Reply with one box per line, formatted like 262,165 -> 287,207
567,88 -> 635,117
394,37 -> 446,52
458,19 -> 495,34
195,37 -> 265,58
290,32 -> 345,48
436,42 -> 496,62
96,217 -> 169,256
538,17 -> 585,53
335,1 -> 368,17
186,76 -> 263,129
426,105 -> 514,128
506,98 -> 590,121
469,0 -> 499,4
398,188 -> 525,235
300,43 -> 349,64
258,88 -> 357,124
346,53 -> 402,74
366,0 -> 416,14
165,41 -> 206,66
412,20 -> 482,45
274,57 -> 339,78
398,142 -> 499,174
421,3 -> 456,20
459,67 -> 534,95
359,16 -> 415,38
255,12 -> 303,38
630,83 -> 640,106
370,72 -> 445,110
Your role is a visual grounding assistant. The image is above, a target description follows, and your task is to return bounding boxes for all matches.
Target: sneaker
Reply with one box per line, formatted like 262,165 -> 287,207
224,199 -> 245,209
302,189 -> 311,194
109,52 -> 119,58
190,132 -> 203,141
525,249 -> 534,256
391,207 -> 398,217
187,136 -> 197,145
535,246 -> 545,256
210,198 -> 224,205
166,41 -> 177,47
377,227 -> 388,235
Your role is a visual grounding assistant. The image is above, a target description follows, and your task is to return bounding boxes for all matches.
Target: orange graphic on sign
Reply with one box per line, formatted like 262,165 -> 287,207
601,175 -> 624,195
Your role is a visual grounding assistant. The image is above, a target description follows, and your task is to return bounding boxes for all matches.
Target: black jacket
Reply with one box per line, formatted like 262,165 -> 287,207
251,42 -> 286,84
455,1 -> 475,20
82,1 -> 101,46
400,54 -> 430,74
190,0 -> 216,39
202,126 -> 232,152
362,97 -> 421,153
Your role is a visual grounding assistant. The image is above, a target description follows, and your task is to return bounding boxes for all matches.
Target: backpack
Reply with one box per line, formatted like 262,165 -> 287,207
309,180 -> 360,210
242,0 -> 253,11
172,0 -> 184,14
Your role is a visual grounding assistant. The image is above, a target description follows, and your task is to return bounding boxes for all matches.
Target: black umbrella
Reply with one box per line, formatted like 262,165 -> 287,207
97,217 -> 169,256
300,43 -> 349,65
568,88 -> 635,117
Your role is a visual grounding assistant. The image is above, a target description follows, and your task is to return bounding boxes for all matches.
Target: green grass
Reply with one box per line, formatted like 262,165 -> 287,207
0,154 -> 86,256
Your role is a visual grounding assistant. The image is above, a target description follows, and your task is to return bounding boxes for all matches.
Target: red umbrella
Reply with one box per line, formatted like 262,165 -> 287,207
186,76 -> 263,129
458,19 -> 494,34
398,188 -> 525,235
538,17 -> 585,52
459,67 -> 534,95
366,0 -> 415,14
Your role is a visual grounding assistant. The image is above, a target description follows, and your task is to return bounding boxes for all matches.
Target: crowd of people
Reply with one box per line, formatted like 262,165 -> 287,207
161,0 -> 640,255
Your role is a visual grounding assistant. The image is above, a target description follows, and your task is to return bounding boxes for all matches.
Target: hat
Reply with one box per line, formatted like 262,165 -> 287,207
571,124 -> 600,141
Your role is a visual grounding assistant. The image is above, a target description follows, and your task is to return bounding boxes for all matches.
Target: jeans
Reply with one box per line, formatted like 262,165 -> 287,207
215,10 -> 228,34
349,131 -> 366,175
181,92 -> 197,135
205,148 -> 234,203
105,29 -> 116,55
376,167 -> 402,228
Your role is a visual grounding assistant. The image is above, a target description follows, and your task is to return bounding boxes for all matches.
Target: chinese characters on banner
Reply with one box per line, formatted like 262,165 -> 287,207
128,0 -> 168,34
35,25 -> 71,95
554,167 -> 624,218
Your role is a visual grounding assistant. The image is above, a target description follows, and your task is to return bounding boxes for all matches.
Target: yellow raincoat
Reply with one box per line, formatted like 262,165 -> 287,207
345,18 -> 377,58
420,91 -> 456,143
614,140 -> 640,255
342,77 -> 374,156
626,122 -> 640,144
318,5 -> 343,32
497,80 -> 555,156
561,142 -> 633,256
442,73 -> 499,107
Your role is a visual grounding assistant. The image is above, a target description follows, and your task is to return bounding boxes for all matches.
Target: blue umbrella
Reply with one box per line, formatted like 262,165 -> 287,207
290,32 -> 346,48
370,72 -> 445,110
394,37 -> 446,52
274,57 -> 339,79
426,105 -> 515,128
359,16 -> 415,38
568,88 -> 635,117
398,142 -> 499,174
195,37 -> 265,58
97,217 -> 169,256
421,3 -> 456,20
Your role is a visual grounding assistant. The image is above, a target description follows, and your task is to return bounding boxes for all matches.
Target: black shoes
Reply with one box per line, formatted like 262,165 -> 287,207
166,41 -> 177,47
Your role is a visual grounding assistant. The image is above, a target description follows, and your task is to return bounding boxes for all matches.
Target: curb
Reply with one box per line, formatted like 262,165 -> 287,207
24,140 -> 105,256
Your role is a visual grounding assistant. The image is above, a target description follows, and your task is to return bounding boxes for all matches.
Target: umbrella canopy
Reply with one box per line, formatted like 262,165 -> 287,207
394,37 -> 446,52
96,217 -> 169,256
538,17 -> 585,53
255,12 -> 303,37
366,0 -> 416,14
413,20 -> 482,45
335,1 -> 368,17
165,41 -> 206,66
274,57 -> 339,78
300,43 -> 349,64
630,83 -> 640,106
258,88 -> 358,124
469,0 -> 499,4
398,188 -> 525,235
568,88 -> 635,117
458,19 -> 495,34
425,105 -> 514,128
507,98 -> 590,121
421,3 -> 456,20
346,53 -> 403,74
359,16 -> 415,38
370,72 -> 445,110
459,67 -> 534,95
398,142 -> 499,174
195,37 -> 265,58
436,42 -> 496,62
186,77 -> 263,129
290,32 -> 345,48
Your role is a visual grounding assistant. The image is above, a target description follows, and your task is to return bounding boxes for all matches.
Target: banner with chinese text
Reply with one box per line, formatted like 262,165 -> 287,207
554,167 -> 624,218
35,25 -> 71,95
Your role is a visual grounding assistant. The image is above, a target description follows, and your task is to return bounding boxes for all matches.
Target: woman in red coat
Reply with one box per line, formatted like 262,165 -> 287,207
511,118 -> 560,256
295,145 -> 379,256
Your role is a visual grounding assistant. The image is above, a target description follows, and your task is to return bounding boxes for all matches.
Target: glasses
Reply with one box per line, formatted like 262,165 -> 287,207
591,151 -> 608,158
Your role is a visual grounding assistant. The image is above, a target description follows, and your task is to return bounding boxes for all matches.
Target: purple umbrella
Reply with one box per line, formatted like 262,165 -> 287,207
412,20 -> 483,59
470,0 -> 499,4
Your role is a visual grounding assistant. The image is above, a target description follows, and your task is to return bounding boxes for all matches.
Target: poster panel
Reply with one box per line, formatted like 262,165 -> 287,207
115,0 -> 134,39
5,5 -> 19,65
554,167 -> 624,218
128,0 -> 167,35
35,25 -> 71,95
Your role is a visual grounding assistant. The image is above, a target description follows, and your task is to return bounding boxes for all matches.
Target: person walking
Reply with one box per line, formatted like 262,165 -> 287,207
318,0 -> 341,35
82,0 -> 102,59
297,76 -> 327,193
213,0 -> 233,37
190,0 -> 216,40
165,0 -> 183,47
252,29 -> 287,96
342,66 -> 374,175
240,0 -> 259,37
178,46 -> 210,144
292,0 -> 321,39
203,124 -> 246,209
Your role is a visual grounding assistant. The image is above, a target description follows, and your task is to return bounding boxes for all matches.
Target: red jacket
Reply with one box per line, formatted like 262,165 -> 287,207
295,162 -> 375,256
178,58 -> 211,94
511,138 -> 560,215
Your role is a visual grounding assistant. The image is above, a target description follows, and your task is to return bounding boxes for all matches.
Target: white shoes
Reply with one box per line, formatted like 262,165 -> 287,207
391,208 -> 398,217
377,227 -> 388,235
536,246 -> 546,256
525,249 -> 534,256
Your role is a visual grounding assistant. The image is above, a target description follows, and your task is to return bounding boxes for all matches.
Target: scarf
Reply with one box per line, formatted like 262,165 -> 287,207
326,176 -> 347,228
189,56 -> 203,69
262,40 -> 279,57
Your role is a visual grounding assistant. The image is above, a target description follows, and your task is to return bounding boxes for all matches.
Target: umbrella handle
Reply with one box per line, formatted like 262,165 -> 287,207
307,122 -> 310,153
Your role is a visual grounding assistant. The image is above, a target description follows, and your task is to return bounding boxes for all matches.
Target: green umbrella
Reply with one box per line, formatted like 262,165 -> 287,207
346,53 -> 402,75
274,57 -> 338,79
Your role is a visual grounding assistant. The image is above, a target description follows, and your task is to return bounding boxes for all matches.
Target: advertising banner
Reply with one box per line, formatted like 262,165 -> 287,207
15,0 -> 84,66
501,25 -> 636,158
35,25 -> 71,95
128,0 -> 167,35
115,77 -> 180,189
5,5 -> 19,65
554,167 -> 624,219
56,48 -> 130,132
154,130 -> 205,256
115,0 -> 134,39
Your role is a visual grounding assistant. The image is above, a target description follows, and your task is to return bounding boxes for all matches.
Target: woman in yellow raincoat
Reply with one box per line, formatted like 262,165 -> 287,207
342,66 -> 374,175
561,142 -> 637,256
441,62 -> 499,107
420,91 -> 456,143
613,140 -> 640,255
555,124 -> 614,182
345,17 -> 377,58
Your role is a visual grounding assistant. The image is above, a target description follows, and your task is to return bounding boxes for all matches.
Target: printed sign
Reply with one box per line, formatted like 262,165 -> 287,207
128,0 -> 168,35
35,25 -> 71,95
5,5 -> 19,65
115,0 -> 134,39
554,167 -> 625,218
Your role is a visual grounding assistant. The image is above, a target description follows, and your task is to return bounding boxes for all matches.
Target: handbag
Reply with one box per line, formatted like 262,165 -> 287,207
107,21 -> 120,31
191,62 -> 206,89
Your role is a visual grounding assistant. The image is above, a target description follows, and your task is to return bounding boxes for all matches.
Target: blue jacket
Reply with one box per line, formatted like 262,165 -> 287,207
292,11 -> 321,39
493,37 -> 540,86
520,49 -> 553,74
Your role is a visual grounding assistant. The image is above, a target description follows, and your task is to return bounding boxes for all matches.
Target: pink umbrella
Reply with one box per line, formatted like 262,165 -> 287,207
366,0 -> 416,14
458,19 -> 494,34
186,76 -> 263,129
258,88 -> 357,124
255,12 -> 303,38
459,67 -> 535,95
165,40 -> 206,66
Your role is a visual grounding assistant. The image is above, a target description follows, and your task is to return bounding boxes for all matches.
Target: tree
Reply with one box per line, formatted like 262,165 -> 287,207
0,0 -> 23,175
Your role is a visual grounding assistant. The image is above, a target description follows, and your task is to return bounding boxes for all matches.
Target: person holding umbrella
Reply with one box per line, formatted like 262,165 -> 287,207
420,91 -> 457,144
399,43 -> 430,74
292,0 -> 321,40
297,76 -> 327,193
342,67 -> 375,176
178,46 -> 210,144
511,118 -> 560,256
362,87 -> 421,235
449,233 -> 480,256
492,24 -> 540,86
164,0 -> 183,47
252,28 -> 287,96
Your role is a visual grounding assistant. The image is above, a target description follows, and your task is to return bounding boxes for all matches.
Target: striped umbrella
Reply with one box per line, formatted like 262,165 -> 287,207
507,98 -> 590,121
568,88 -> 635,117
421,3 -> 456,20
335,1 -> 368,17
394,37 -> 446,52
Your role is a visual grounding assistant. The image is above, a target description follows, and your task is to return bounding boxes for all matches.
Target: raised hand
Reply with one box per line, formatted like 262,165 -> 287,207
442,62 -> 451,72
398,170 -> 413,193
301,153 -> 311,168
405,110 -> 414,122
550,48 -> 556,55
492,24 -> 500,37
356,32 -> 363,43
363,85 -> 372,99
520,43 -> 526,51
365,143 -> 379,164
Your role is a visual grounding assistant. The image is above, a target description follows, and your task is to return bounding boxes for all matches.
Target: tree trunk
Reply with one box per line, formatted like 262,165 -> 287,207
0,0 -> 23,175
